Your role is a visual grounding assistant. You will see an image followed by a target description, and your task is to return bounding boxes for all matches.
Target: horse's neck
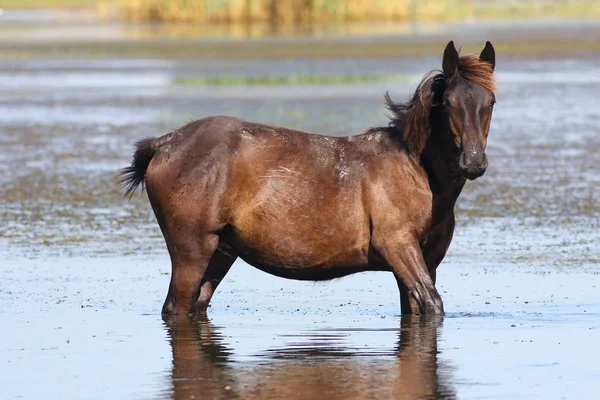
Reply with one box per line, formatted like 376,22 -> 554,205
421,135 -> 466,225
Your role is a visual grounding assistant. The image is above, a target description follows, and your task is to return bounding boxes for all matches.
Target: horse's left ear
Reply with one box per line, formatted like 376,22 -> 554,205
442,40 -> 459,78
479,41 -> 495,72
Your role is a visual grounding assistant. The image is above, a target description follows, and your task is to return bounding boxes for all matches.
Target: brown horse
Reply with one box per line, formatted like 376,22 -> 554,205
120,41 -> 496,317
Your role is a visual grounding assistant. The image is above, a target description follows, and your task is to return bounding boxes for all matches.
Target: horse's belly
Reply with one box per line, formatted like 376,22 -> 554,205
238,253 -> 373,281
222,171 -> 374,279
223,211 -> 371,280
228,233 -> 371,279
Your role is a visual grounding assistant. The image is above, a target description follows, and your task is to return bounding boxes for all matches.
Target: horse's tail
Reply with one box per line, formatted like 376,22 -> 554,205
119,137 -> 157,199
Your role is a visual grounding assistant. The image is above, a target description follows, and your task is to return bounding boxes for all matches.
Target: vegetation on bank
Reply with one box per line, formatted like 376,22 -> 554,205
1,0 -> 98,8
2,0 -> 599,22
117,0 -> 600,23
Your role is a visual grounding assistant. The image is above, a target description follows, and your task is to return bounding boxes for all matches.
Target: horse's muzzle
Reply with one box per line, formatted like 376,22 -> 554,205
459,150 -> 488,180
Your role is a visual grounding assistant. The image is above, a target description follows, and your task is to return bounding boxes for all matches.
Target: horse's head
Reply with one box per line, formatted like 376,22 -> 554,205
440,41 -> 496,180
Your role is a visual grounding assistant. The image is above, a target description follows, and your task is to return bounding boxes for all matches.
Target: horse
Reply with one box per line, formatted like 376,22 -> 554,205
120,41 -> 496,317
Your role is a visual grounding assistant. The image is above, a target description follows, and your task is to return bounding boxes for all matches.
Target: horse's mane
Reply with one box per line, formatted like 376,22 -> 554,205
383,54 -> 496,156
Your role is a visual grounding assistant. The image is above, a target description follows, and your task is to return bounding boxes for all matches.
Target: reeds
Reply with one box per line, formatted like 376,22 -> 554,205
117,0 -> 600,24
4,1 -> 598,23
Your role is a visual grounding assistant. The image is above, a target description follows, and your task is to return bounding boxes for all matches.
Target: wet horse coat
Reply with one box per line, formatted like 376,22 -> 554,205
120,41 -> 496,316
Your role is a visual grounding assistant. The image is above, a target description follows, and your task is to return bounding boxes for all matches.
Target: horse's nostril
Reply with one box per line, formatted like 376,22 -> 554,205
481,154 -> 489,169
459,148 -> 487,173
458,153 -> 468,170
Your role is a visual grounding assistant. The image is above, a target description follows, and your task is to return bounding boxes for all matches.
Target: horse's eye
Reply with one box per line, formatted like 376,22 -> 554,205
490,99 -> 496,109
443,98 -> 451,108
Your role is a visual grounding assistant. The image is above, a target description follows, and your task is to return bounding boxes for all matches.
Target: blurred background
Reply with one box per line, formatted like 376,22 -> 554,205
1,1 -> 599,399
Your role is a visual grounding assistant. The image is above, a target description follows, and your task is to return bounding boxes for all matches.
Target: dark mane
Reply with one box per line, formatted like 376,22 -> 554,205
382,54 -> 496,156
383,72 -> 445,156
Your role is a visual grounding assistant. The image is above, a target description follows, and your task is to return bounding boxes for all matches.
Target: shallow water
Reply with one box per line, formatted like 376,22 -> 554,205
1,13 -> 599,400
3,256 -> 600,399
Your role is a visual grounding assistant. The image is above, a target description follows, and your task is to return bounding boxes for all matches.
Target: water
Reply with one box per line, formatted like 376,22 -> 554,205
1,13 -> 599,400
4,257 -> 599,399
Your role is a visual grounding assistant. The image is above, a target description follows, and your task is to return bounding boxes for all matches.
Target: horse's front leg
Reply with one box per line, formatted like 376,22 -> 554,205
398,283 -> 421,315
414,214 -> 456,305
399,251 -> 439,315
373,230 -> 444,315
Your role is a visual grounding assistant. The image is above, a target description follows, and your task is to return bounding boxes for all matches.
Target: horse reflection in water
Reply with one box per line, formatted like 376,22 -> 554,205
163,316 -> 454,399
164,317 -> 234,398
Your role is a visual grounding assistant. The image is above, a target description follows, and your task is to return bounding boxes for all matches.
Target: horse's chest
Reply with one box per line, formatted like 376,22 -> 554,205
422,216 -> 456,268
424,222 -> 452,246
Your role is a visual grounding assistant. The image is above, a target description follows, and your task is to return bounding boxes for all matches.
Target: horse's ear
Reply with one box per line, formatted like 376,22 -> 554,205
442,41 -> 459,78
479,41 -> 495,71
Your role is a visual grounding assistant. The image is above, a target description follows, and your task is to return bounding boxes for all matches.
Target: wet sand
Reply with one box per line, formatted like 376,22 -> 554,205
1,13 -> 599,400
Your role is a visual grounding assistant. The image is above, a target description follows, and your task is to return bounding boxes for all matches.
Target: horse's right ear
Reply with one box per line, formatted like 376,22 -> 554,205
442,40 -> 459,78
479,41 -> 495,72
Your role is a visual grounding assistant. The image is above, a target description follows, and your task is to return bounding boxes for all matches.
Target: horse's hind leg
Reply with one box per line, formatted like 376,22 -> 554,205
161,231 -> 220,316
194,242 -> 238,313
